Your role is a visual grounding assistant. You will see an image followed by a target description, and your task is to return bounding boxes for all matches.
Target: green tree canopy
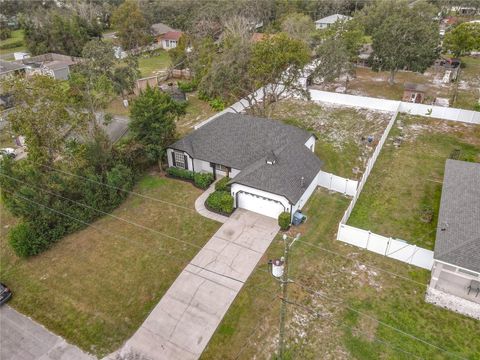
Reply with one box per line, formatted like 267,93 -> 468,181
280,12 -> 315,45
129,86 -> 186,167
111,0 -> 150,50
444,22 -> 480,57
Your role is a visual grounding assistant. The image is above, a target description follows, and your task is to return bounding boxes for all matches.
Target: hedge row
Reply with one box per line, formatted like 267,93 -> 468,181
215,176 -> 231,192
166,167 -> 214,189
206,190 -> 234,215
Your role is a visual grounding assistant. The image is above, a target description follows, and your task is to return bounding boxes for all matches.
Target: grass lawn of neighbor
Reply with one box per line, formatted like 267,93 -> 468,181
269,100 -> 392,179
176,92 -> 216,135
348,114 -> 480,249
202,189 -> 480,360
0,174 -> 220,357
0,29 -> 26,57
138,51 -> 171,78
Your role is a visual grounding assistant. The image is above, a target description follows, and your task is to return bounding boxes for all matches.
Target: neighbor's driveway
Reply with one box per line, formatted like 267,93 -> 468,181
119,209 -> 279,360
0,305 -> 94,360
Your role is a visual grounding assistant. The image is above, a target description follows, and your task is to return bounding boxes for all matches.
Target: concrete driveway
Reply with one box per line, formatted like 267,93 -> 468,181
0,305 -> 94,360
119,209 -> 279,360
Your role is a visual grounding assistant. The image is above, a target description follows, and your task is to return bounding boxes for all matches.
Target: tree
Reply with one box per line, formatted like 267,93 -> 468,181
129,86 -> 186,168
313,36 -> 353,85
444,22 -> 480,57
361,0 -> 439,84
169,34 -> 189,70
22,9 -> 102,56
3,76 -> 87,163
111,0 -> 150,50
245,33 -> 310,116
280,12 -> 315,45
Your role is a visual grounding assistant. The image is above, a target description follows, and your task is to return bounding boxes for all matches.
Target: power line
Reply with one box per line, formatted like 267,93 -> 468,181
288,279 -> 467,360
35,161 -> 195,213
295,239 -> 428,288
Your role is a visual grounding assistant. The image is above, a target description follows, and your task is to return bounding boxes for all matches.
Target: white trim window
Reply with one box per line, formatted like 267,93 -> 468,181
216,164 -> 229,173
174,151 -> 186,169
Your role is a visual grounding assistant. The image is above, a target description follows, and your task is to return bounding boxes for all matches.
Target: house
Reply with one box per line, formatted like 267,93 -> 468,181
160,31 -> 183,50
0,60 -> 26,79
16,53 -> 82,80
427,160 -> 480,319
167,113 -> 322,219
402,83 -> 427,103
151,22 -> 183,50
315,14 -> 352,30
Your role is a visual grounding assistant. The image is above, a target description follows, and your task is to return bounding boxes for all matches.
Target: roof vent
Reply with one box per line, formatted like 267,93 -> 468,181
300,176 -> 305,187
266,150 -> 277,165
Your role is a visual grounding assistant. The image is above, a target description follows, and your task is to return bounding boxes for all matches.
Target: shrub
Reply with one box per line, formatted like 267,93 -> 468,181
206,191 -> 234,214
215,177 -> 231,192
0,40 -> 23,50
209,98 -> 225,111
177,80 -> 196,93
278,212 -> 291,231
9,222 -> 50,257
194,172 -> 214,189
474,103 -> 480,112
166,167 -> 194,180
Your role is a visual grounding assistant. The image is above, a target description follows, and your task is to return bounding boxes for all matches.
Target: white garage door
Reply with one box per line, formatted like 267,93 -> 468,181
237,191 -> 286,219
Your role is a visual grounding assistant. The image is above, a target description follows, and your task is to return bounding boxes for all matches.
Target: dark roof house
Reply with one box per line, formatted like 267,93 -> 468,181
0,60 -> 26,78
434,160 -> 480,273
168,113 -> 322,218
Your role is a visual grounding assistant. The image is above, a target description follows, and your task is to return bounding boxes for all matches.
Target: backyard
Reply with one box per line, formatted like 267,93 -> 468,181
0,174 -> 220,357
311,55 -> 480,110
269,100 -> 392,179
348,114 -> 480,249
138,51 -> 171,78
0,29 -> 26,58
202,188 -> 480,360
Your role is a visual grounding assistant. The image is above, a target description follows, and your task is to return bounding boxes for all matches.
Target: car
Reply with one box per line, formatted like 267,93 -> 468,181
0,148 -> 16,160
0,283 -> 12,305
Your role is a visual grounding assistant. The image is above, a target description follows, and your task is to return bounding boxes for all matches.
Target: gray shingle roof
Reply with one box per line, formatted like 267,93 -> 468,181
151,23 -> 174,35
434,160 -> 480,272
169,113 -> 322,204
315,14 -> 352,24
0,60 -> 25,75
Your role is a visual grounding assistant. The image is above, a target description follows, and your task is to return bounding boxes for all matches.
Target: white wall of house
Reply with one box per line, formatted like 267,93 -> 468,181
231,183 -> 290,218
291,172 -> 320,216
162,39 -> 178,49
315,22 -> 329,30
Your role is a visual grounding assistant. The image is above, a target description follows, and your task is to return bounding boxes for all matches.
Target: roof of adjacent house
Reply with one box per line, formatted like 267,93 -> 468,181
434,160 -> 480,273
315,14 -> 352,24
404,82 -> 427,92
169,113 -> 322,204
18,53 -> 81,70
151,23 -> 174,36
0,60 -> 26,75
162,31 -> 183,41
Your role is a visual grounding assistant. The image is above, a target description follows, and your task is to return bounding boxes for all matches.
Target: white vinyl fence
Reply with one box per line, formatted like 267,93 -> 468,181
317,170 -> 358,196
310,90 -> 480,124
337,224 -> 434,270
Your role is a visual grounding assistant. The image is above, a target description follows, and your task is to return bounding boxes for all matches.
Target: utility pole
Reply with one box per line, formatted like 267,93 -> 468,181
271,233 -> 300,359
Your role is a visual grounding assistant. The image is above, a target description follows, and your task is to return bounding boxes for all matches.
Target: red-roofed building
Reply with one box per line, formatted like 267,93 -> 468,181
159,31 -> 183,50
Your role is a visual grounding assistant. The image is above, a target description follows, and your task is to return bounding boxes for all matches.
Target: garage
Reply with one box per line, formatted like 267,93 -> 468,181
236,191 -> 287,219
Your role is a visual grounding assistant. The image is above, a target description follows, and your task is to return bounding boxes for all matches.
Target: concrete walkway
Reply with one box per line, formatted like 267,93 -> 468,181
0,305 -> 95,360
194,182 -> 229,223
118,209 -> 279,360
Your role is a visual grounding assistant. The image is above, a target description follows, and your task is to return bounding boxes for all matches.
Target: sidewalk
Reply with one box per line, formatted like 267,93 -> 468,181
194,182 -> 229,223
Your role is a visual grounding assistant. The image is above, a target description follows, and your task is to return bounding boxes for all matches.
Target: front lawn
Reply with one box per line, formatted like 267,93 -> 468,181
348,114 -> 480,249
0,174 -> 220,357
138,51 -> 171,77
269,100 -> 392,179
202,189 -> 480,359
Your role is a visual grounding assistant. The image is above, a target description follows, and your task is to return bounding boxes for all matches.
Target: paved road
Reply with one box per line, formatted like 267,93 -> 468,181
117,209 -> 279,360
0,305 -> 95,360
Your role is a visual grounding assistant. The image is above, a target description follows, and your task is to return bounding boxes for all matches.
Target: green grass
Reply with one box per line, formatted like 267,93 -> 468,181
138,51 -> 171,78
269,100 -> 391,179
202,188 -> 480,359
176,92 -> 216,136
0,29 -> 26,54
0,174 -> 220,357
348,114 -> 480,249
454,56 -> 480,110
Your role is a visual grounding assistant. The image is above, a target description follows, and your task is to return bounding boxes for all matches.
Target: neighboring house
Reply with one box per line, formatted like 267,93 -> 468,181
402,83 -> 427,103
160,31 -> 183,50
167,113 -> 322,219
427,160 -> 480,317
315,14 -> 352,30
151,22 -> 183,50
0,60 -> 26,79
16,53 -> 82,80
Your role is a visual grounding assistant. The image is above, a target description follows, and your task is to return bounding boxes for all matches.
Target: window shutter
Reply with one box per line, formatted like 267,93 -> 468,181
171,151 -> 176,167
184,155 -> 188,170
